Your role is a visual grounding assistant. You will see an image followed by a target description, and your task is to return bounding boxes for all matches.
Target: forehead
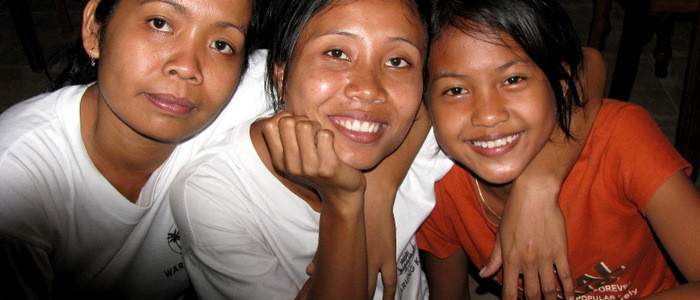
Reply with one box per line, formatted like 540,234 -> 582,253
431,26 -> 528,63
303,0 -> 427,46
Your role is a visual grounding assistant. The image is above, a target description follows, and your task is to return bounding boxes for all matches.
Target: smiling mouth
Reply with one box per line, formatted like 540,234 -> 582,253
333,119 -> 385,133
470,133 -> 521,149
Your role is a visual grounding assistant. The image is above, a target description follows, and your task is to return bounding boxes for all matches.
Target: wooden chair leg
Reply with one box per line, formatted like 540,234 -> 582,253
55,0 -> 72,33
674,7 -> 700,182
588,0 -> 613,49
609,0 -> 654,101
653,14 -> 675,78
7,0 -> 45,72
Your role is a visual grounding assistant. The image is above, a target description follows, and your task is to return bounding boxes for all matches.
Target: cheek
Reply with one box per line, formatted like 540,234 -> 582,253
204,65 -> 241,102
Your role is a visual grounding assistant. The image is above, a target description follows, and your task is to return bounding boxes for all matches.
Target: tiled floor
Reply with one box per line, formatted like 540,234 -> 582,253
0,0 -> 697,298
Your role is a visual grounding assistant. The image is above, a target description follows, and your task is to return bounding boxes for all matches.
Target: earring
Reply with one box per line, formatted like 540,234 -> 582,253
90,57 -> 96,67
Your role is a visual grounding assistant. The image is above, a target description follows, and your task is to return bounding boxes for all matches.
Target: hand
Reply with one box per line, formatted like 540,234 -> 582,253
481,183 -> 574,300
261,111 -> 366,201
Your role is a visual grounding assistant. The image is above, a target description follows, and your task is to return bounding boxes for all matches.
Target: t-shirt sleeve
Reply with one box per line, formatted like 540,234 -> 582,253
169,160 -> 300,299
0,157 -> 55,299
606,103 -> 691,214
416,173 -> 461,259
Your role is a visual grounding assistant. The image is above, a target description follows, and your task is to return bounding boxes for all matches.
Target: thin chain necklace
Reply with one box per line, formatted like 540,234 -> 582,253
473,178 -> 501,220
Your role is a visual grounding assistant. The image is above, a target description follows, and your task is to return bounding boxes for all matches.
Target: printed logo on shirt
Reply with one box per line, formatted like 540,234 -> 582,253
167,224 -> 182,254
397,239 -> 421,296
574,262 -> 627,298
163,223 -> 186,278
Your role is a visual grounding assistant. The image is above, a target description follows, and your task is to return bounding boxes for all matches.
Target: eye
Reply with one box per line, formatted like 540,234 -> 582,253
211,40 -> 235,55
504,76 -> 525,85
385,57 -> 411,68
325,49 -> 349,60
444,87 -> 467,96
148,18 -> 173,33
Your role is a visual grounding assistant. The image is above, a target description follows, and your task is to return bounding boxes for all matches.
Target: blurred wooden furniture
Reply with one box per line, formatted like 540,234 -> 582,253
8,0 -> 73,72
588,0 -> 700,180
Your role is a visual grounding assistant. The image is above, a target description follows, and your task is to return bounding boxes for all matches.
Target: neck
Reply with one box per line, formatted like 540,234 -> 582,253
475,177 -> 513,224
81,85 -> 177,203
250,120 -> 322,212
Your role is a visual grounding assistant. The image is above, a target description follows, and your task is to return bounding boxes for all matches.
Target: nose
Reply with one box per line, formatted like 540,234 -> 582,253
344,62 -> 387,104
470,90 -> 509,127
163,44 -> 204,85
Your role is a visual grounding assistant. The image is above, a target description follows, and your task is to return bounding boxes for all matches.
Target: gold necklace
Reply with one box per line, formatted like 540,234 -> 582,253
473,178 -> 501,220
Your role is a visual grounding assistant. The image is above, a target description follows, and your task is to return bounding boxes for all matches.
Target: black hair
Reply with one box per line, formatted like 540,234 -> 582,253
264,0 -> 433,111
431,0 -> 583,137
50,0 -> 261,91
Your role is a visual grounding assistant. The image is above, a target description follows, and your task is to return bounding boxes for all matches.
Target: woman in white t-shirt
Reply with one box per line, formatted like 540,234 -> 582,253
0,0 -> 261,298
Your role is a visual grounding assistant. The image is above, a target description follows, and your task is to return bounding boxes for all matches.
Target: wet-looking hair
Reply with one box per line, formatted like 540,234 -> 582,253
431,0 -> 584,137
50,0 -> 261,91
264,0 -> 433,111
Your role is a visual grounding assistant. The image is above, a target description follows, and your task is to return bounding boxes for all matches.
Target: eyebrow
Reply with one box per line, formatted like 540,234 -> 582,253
314,30 -> 423,52
141,0 -> 185,13
140,0 -> 247,34
496,58 -> 529,73
432,58 -> 530,81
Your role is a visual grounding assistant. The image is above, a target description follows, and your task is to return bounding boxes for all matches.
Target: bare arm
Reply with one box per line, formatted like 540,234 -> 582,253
641,171 -> 700,298
362,102 -> 431,299
484,47 -> 607,300
422,249 -> 471,300
262,112 -> 368,300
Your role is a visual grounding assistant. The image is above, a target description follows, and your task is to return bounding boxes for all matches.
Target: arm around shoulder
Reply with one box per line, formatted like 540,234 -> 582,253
643,171 -> 700,298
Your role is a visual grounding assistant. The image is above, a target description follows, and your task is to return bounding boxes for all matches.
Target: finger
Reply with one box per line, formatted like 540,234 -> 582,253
278,116 -> 303,174
555,255 -> 574,300
315,129 -> 338,177
501,263 -> 520,300
296,120 -> 321,175
261,112 -> 293,171
538,263 -> 558,300
367,265 -> 378,300
480,237 -> 503,278
381,263 -> 397,300
522,268 -> 541,300
306,251 -> 319,276
295,276 -> 313,300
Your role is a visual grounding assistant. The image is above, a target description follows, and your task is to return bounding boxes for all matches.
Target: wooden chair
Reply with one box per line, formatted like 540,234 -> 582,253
8,0 -> 73,72
588,0 -> 700,181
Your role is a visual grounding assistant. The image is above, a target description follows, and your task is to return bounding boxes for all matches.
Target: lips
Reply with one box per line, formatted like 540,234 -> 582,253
145,93 -> 196,116
468,132 -> 521,156
470,132 -> 521,149
328,115 -> 387,144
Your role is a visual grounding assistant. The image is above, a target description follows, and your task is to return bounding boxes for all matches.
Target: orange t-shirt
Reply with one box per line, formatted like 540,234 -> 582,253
417,99 -> 691,298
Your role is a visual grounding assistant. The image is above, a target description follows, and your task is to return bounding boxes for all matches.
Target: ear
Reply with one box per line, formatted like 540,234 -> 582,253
559,62 -> 573,96
82,0 -> 103,60
273,63 -> 286,95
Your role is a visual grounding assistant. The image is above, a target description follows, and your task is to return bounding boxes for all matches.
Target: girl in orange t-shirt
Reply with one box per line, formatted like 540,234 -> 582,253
417,0 -> 700,298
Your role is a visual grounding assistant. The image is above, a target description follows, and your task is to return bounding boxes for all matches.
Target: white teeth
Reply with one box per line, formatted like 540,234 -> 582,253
337,119 -> 382,133
472,134 -> 518,149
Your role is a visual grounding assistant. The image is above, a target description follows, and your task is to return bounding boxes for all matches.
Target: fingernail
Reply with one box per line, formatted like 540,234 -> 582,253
478,267 -> 486,277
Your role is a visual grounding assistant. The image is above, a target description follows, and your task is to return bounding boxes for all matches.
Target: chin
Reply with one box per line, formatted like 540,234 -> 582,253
473,168 -> 521,185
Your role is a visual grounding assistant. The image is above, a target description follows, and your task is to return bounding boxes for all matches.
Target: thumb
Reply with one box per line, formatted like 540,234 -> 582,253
480,238 -> 503,278
306,253 -> 318,275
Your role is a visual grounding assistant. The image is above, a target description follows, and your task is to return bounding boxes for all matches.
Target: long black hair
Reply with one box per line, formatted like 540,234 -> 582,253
50,0 -> 262,91
432,0 -> 584,137
264,0 -> 433,111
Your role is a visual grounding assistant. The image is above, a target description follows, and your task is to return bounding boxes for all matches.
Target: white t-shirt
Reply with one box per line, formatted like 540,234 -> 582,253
0,51 -> 270,299
170,115 -> 453,299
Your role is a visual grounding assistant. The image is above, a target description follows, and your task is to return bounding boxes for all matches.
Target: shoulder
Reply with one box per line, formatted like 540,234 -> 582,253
169,118 -> 269,245
0,85 -> 86,155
